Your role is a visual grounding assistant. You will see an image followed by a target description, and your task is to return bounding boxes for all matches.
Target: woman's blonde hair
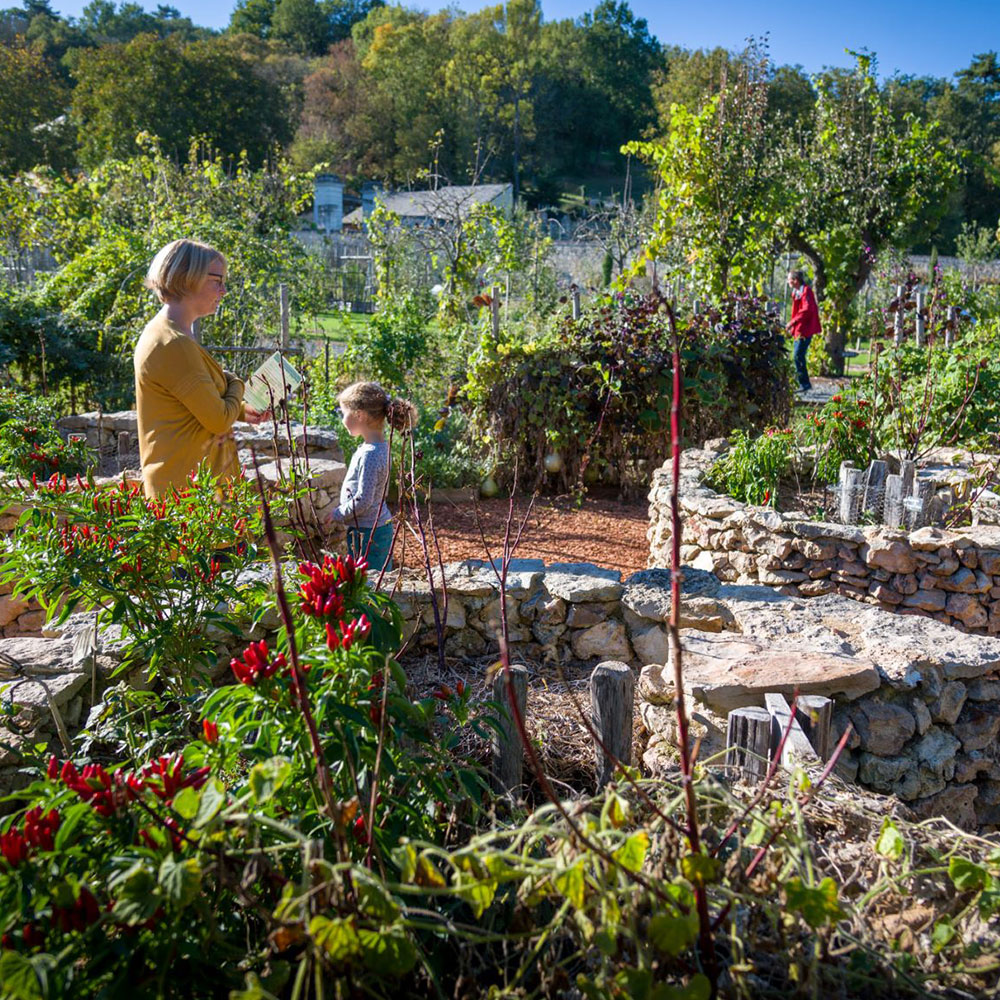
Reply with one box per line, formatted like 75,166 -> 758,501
145,239 -> 225,303
338,381 -> 417,432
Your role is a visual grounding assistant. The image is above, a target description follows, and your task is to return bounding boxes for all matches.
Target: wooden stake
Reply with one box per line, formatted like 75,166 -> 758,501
883,473 -> 905,527
725,707 -> 771,782
795,695 -> 833,761
839,462 -> 863,524
862,460 -> 888,517
765,692 -> 820,766
571,286 -> 581,321
279,283 -> 290,351
894,285 -> 905,346
915,291 -> 926,347
590,661 -> 634,789
491,664 -> 528,795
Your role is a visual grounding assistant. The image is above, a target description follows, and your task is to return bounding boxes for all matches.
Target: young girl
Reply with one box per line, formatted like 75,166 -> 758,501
327,382 -> 416,573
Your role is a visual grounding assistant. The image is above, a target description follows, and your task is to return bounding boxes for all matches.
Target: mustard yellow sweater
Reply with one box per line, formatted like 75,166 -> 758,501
133,312 -> 245,497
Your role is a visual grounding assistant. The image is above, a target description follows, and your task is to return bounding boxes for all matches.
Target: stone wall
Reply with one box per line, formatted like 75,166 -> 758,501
648,443 -> 1000,635
4,557 -> 1000,827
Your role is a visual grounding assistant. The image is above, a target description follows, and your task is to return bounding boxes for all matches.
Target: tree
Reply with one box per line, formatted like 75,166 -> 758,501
228,0 -> 276,37
445,0 -> 540,197
0,39 -> 72,173
322,0 -> 382,43
270,0 -> 328,55
627,40 -> 780,297
70,33 -> 296,167
783,54 -> 959,374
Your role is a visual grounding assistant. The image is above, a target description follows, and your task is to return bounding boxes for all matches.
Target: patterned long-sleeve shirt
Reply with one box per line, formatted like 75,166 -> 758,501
330,441 -> 391,529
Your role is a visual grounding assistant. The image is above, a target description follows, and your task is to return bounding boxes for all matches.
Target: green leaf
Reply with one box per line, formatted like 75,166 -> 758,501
193,777 -> 226,828
554,863 -> 585,909
358,925 -> 418,976
53,801 -> 90,851
159,856 -> 202,908
875,817 -> 905,861
931,916 -> 956,952
949,856 -> 987,892
679,852 -> 720,887
784,876 -> 844,928
309,915 -> 360,962
0,952 -> 43,1000
249,757 -> 292,804
613,831 -> 649,874
648,909 -> 699,957
172,785 -> 201,821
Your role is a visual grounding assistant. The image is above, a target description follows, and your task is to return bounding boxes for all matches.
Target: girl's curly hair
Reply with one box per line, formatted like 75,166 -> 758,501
338,381 -> 417,432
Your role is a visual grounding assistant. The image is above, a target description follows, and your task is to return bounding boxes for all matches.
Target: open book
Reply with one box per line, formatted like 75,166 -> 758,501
243,352 -> 303,413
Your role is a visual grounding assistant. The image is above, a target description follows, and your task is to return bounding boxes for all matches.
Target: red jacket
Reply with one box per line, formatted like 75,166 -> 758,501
788,284 -> 821,339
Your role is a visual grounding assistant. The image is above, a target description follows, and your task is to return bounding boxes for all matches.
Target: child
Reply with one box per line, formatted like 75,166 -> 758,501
327,382 -> 416,573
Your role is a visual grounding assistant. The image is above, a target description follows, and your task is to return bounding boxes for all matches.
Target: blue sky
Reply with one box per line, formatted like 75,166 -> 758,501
49,0 -> 998,79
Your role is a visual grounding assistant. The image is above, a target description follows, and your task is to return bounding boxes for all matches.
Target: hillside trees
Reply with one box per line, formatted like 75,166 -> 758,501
0,39 -> 72,172
70,32 -> 300,166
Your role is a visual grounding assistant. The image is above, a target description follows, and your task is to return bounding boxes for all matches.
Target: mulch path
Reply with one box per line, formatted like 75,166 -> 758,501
396,490 -> 651,576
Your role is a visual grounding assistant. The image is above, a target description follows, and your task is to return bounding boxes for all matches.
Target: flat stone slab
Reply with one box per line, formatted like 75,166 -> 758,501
433,559 -> 544,598
0,636 -> 86,713
653,631 -> 881,712
544,563 -> 623,603
253,457 -> 345,491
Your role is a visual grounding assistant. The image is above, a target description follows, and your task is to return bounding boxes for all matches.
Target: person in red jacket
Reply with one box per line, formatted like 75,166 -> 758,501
786,269 -> 822,392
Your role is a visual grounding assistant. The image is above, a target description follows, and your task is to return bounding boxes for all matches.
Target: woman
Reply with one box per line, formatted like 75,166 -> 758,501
786,268 -> 822,393
134,239 -> 268,497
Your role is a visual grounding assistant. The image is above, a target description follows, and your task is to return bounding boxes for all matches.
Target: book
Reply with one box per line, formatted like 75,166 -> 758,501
243,352 -> 303,413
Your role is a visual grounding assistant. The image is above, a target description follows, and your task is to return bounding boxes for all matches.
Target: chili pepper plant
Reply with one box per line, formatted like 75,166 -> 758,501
0,466 -> 266,691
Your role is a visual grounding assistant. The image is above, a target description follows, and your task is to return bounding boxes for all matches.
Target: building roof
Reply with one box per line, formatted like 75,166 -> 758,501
342,182 -> 512,226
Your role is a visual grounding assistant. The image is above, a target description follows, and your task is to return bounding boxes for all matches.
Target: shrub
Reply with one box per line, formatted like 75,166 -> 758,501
463,291 -> 791,494
804,390 -> 877,485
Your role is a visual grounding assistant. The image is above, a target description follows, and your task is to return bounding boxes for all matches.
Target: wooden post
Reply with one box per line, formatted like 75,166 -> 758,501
861,460 -> 888,517
279,284 -> 290,351
725,707 -> 771,782
893,285 -> 905,346
900,460 -> 916,498
693,299 -> 702,317
491,664 -> 528,794
795,695 -> 833,761
915,291 -> 926,347
590,661 -> 634,789
117,431 -> 130,468
571,286 -> 581,321
839,461 -> 863,524
906,480 -> 934,531
883,473 -> 905,527
491,285 -> 501,337
946,305 -> 959,348
765,693 -> 820,766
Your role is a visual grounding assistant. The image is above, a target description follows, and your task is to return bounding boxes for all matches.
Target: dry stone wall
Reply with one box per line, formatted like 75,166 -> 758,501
648,443 -> 1000,635
4,556 -> 1000,826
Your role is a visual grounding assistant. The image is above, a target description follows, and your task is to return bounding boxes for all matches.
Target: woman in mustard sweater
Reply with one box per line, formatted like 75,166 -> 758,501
134,239 -> 268,497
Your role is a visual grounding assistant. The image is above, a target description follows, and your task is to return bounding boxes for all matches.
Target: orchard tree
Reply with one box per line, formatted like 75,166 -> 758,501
783,53 -> 959,373
626,40 -> 780,297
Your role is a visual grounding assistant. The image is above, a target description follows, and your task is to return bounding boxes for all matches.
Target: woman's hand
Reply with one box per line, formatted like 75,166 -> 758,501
243,406 -> 272,425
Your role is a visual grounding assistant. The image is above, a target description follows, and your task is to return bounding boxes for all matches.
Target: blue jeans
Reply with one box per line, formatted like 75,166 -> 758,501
793,337 -> 812,391
347,523 -> 394,575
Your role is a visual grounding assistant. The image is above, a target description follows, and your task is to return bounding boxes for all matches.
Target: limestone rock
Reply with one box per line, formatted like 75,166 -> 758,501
861,531 -> 918,574
911,697 -> 932,735
0,635 -> 87,721
621,568 -> 720,620
973,780 -> 1000,827
929,681 -> 967,725
566,603 -> 611,628
913,726 -> 960,781
902,589 -> 946,612
952,701 -> 1000,752
677,632 -> 880,713
632,626 -> 668,667
945,593 -> 988,629
570,620 -> 631,661
850,700 -> 916,756
521,591 -> 567,625
545,563 -> 623,603
966,677 -> 1000,701
857,753 -> 916,797
908,784 -> 978,829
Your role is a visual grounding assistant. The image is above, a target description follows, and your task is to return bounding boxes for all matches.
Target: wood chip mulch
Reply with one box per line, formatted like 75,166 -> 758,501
395,490 -> 650,577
